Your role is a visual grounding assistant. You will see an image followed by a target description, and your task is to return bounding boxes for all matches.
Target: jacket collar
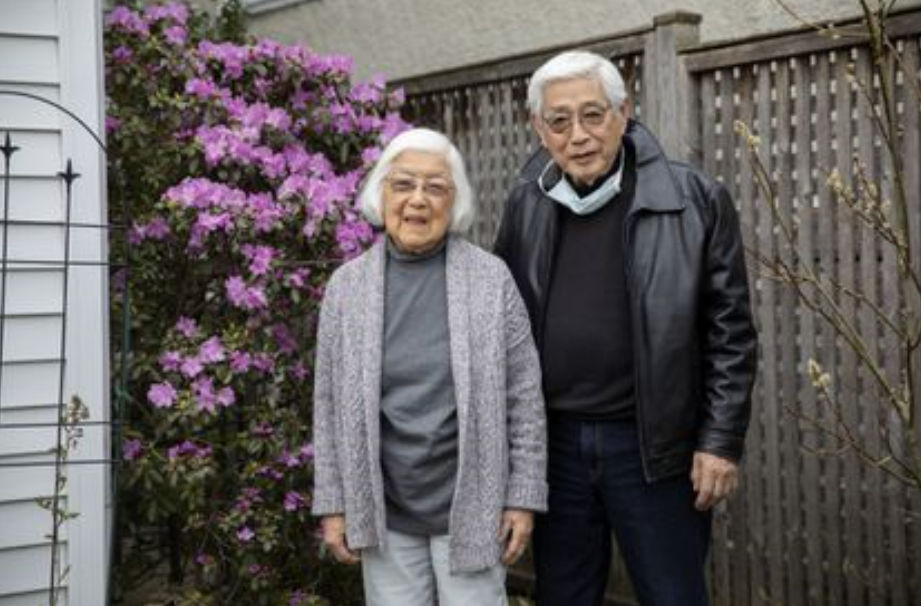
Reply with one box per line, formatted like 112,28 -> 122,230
519,119 -> 685,215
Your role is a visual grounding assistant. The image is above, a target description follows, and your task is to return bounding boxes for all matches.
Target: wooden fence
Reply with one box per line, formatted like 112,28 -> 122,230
398,7 -> 921,606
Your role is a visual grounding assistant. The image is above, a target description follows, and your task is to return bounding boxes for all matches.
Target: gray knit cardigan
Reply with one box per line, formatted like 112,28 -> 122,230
311,236 -> 547,573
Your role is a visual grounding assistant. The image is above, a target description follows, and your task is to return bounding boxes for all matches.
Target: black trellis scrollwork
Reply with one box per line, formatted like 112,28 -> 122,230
0,89 -> 128,606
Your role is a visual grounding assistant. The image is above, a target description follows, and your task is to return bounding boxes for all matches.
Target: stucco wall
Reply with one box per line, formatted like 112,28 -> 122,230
244,0 -> 921,80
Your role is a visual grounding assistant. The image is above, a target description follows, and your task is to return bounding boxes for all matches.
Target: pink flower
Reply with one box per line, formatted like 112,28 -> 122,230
198,336 -> 225,364
272,324 -> 296,354
299,443 -> 315,460
144,2 -> 188,24
260,152 -> 287,179
130,217 -> 171,244
283,491 -> 306,512
361,147 -> 382,166
185,78 -> 219,99
159,350 -> 182,372
285,269 -> 309,289
351,78 -> 384,105
265,108 -> 292,131
241,244 -> 277,276
168,440 -> 211,460
112,46 -> 134,63
199,41 -> 247,78
175,317 -> 199,338
105,7 -> 149,36
146,217 -> 171,239
225,276 -> 247,306
147,382 -> 177,408
242,285 -> 267,310
180,356 -> 204,378
257,465 -> 284,481
381,112 -> 410,142
252,352 -> 275,373
105,116 -> 121,134
389,87 -> 406,106
252,422 -> 275,438
335,219 -> 374,257
216,386 -> 236,408
226,276 -> 269,311
229,350 -> 252,373
247,193 -> 285,233
290,361 -> 308,381
123,439 -> 143,461
163,25 -> 187,46
195,211 -> 234,234
192,376 -> 216,412
279,449 -> 300,468
237,526 -> 255,542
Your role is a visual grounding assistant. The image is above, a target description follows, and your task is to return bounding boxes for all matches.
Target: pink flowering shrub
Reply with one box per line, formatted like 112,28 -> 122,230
107,2 -> 405,603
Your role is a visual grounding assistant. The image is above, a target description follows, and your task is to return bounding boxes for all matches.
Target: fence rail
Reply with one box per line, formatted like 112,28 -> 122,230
400,7 -> 921,605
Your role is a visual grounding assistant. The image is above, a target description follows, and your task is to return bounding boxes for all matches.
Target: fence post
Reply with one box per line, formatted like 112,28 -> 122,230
642,11 -> 701,162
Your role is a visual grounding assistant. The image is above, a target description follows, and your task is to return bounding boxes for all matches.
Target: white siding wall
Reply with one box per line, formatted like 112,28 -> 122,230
0,0 -> 109,604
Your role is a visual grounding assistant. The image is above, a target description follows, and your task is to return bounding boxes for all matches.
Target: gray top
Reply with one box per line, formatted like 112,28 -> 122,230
312,236 -> 547,573
381,239 -> 458,535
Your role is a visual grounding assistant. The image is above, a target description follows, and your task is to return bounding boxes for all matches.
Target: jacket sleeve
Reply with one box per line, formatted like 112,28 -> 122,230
311,274 -> 346,516
493,186 -> 519,262
696,180 -> 758,462
501,268 -> 548,511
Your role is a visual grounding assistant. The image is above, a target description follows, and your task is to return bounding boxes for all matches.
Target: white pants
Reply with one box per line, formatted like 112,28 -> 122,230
361,529 -> 507,606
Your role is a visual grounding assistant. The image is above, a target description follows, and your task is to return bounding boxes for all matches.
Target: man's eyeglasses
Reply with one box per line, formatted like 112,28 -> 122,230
541,103 -> 612,135
385,172 -> 454,202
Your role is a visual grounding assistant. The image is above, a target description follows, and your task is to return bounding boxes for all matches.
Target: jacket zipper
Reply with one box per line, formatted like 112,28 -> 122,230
623,211 -> 653,483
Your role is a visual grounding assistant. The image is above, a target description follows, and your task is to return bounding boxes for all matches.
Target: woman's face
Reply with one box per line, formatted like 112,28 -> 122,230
382,150 -> 455,254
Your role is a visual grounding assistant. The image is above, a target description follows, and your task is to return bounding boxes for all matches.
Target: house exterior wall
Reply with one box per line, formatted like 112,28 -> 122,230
241,0 -> 921,80
0,0 -> 109,604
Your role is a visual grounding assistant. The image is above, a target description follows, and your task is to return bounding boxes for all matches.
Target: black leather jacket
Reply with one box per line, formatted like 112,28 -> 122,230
494,120 -> 757,482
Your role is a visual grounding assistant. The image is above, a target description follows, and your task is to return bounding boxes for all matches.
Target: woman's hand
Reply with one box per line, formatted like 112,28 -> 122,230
321,515 -> 360,565
499,508 -> 534,565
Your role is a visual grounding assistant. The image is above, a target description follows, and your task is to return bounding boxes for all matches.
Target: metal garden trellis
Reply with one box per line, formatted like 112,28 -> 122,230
0,89 -> 129,606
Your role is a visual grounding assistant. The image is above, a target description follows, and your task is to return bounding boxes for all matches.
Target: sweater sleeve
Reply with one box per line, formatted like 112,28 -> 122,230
311,274 -> 346,516
501,268 -> 548,511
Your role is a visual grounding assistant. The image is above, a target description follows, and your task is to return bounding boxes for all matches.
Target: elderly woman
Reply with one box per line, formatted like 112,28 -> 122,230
311,127 -> 547,605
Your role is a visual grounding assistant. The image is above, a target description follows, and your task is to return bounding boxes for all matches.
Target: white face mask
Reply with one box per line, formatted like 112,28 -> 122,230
538,152 -> 625,215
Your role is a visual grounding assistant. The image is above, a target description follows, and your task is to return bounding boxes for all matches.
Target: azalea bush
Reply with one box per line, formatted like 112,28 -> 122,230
106,2 -> 406,603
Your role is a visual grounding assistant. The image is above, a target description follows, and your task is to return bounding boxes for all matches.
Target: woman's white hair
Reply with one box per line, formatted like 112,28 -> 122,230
357,127 -> 475,233
527,50 -> 627,116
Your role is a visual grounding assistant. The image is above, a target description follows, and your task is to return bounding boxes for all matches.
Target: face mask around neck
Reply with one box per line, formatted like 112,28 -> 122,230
538,153 -> 624,215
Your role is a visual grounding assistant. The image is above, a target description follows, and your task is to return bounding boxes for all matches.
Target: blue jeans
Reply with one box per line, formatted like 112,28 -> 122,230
533,417 -> 711,606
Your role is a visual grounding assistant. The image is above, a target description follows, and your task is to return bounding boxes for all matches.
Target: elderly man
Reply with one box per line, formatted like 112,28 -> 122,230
494,50 -> 757,605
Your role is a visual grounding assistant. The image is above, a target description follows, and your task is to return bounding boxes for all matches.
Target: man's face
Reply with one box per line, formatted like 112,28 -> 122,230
534,77 -> 627,187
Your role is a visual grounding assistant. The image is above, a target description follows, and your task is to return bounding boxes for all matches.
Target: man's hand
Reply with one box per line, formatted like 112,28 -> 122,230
691,451 -> 739,511
499,509 -> 534,565
321,515 -> 360,565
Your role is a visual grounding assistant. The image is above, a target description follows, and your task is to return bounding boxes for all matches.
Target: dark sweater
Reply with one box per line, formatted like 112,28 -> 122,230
542,145 -> 637,419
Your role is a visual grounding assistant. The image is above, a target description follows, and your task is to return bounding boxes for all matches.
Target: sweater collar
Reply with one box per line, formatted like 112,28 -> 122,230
386,236 -> 447,263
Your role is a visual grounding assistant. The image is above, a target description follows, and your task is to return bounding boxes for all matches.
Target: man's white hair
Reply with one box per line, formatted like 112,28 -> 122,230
358,127 -> 475,233
527,50 -> 627,116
